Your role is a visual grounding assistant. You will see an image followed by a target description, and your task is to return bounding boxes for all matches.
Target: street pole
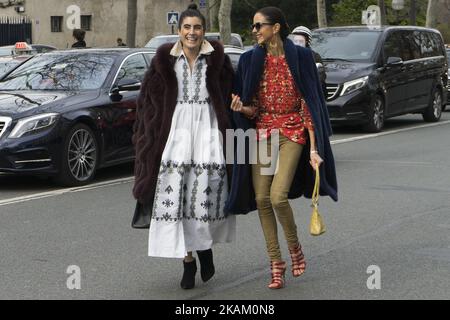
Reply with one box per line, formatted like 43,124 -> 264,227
410,0 -> 416,25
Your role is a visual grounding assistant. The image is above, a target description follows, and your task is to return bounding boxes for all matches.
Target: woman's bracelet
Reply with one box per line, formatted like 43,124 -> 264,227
310,150 -> 318,154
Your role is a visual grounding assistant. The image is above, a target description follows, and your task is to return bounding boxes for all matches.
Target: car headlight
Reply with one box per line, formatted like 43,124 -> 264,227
340,76 -> 369,96
9,113 -> 59,138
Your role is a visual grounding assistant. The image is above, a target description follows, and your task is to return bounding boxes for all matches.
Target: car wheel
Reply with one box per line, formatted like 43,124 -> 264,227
423,88 -> 442,122
55,123 -> 98,186
363,94 -> 384,133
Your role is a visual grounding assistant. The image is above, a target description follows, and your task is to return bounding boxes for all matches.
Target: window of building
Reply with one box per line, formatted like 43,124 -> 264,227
51,16 -> 63,33
81,15 -> 92,31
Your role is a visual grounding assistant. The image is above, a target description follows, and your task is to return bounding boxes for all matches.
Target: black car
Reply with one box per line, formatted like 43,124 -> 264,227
0,48 -> 154,186
446,48 -> 450,106
313,26 -> 448,132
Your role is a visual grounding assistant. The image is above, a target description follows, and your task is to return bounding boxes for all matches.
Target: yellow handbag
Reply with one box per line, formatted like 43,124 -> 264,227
310,166 -> 326,236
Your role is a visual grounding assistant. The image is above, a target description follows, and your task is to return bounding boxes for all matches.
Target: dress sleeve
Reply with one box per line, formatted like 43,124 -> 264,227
299,98 -> 315,131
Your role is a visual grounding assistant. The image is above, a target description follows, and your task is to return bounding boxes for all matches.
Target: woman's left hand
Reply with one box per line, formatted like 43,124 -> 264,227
310,152 -> 324,170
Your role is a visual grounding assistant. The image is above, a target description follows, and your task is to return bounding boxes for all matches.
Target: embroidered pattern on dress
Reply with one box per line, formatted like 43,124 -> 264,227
193,60 -> 203,102
182,61 -> 189,102
152,161 -> 227,223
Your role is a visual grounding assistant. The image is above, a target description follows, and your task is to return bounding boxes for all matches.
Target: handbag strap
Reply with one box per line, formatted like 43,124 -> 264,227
312,166 -> 320,207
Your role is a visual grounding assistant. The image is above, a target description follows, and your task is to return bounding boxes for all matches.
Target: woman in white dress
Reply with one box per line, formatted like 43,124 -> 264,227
132,3 -> 236,289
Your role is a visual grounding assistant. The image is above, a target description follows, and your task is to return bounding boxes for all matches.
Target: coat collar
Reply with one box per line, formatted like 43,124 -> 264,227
169,39 -> 215,60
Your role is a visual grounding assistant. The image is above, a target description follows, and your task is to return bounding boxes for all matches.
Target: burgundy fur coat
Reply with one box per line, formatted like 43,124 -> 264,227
131,41 -> 234,228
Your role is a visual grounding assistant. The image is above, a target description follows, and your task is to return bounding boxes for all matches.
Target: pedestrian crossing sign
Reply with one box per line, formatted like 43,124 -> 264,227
167,11 -> 179,25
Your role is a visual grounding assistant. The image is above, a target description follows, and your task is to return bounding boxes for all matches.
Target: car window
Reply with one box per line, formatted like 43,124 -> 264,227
0,60 -> 20,76
230,36 -> 243,48
143,52 -> 155,66
116,54 -> 147,84
383,31 -> 405,63
313,30 -> 381,61
0,47 -> 14,57
0,53 -> 115,91
419,32 -> 441,58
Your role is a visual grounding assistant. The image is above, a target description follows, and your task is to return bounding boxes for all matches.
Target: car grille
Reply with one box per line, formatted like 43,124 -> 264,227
0,117 -> 12,139
326,84 -> 340,101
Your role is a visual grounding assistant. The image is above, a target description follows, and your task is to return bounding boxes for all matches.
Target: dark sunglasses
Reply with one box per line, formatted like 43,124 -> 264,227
251,22 -> 274,31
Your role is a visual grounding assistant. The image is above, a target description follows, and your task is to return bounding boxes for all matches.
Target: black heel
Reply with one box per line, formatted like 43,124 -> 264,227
196,249 -> 215,282
180,258 -> 197,289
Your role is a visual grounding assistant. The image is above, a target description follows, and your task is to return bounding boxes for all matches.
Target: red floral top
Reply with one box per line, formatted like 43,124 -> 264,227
254,53 -> 314,145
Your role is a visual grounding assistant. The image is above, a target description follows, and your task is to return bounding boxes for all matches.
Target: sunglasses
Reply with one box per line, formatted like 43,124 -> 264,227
251,22 -> 274,31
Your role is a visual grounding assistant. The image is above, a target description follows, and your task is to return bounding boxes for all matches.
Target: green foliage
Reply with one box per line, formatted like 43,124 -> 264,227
330,0 -> 427,27
230,0 -> 339,45
331,0 -> 378,26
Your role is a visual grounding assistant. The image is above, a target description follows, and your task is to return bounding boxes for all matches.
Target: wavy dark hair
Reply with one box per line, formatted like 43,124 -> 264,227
256,6 -> 290,40
178,3 -> 206,31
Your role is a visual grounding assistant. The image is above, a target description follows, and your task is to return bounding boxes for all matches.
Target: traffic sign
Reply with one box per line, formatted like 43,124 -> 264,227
167,11 -> 179,25
199,0 -> 207,9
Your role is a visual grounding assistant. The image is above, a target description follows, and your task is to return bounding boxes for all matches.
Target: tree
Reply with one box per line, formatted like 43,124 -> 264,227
317,0 -> 328,27
218,0 -> 233,45
378,0 -> 387,25
127,0 -> 138,48
426,0 -> 438,28
209,0 -> 220,31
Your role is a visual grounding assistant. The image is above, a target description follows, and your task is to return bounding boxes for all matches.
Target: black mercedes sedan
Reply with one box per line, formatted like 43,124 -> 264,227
0,48 -> 154,186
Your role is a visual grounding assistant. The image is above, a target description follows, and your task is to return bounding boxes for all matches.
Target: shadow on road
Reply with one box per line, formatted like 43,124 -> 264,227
0,162 -> 134,193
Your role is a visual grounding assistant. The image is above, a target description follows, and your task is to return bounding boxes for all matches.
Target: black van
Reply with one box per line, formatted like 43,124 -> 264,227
313,26 -> 448,132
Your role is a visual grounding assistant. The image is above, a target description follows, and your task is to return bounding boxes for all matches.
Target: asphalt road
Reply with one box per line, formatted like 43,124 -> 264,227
1,111 -> 450,300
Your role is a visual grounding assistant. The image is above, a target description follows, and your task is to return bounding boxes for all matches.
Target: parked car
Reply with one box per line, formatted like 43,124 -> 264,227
313,26 -> 448,132
0,48 -> 155,186
0,42 -> 57,57
224,45 -> 244,71
145,32 -> 244,50
446,48 -> 450,107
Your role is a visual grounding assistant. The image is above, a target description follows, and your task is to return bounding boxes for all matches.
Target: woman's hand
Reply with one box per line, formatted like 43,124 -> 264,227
231,94 -> 257,118
230,94 -> 244,112
310,151 -> 323,171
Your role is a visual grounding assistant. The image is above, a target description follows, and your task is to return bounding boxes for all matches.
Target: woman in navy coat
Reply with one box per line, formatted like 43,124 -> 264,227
225,7 -> 338,289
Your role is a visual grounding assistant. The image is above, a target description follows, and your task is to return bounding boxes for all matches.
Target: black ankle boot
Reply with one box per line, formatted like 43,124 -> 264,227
180,259 -> 197,289
196,249 -> 215,282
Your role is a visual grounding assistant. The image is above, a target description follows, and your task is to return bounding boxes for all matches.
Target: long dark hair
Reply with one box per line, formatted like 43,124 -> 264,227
178,3 -> 206,31
256,6 -> 290,40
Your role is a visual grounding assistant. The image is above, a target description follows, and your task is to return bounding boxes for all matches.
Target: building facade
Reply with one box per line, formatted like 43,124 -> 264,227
0,0 -> 205,48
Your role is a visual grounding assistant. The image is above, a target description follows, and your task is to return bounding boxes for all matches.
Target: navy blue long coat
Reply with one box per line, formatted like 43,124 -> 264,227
224,39 -> 338,215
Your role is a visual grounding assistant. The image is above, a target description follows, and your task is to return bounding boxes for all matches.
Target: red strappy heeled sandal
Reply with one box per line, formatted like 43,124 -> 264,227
268,261 -> 286,289
289,243 -> 306,277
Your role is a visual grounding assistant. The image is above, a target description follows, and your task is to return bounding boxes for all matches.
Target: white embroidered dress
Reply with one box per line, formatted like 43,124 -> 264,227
148,41 -> 236,258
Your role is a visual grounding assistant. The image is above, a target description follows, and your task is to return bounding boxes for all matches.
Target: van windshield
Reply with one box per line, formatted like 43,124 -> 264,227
313,30 -> 382,62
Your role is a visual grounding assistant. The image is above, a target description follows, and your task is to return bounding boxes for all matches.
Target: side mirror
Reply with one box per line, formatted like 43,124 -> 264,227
386,56 -> 403,67
110,78 -> 141,102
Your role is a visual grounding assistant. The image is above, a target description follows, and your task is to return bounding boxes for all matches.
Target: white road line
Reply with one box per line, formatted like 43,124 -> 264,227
1,120 -> 450,206
330,120 -> 450,145
0,177 -> 134,207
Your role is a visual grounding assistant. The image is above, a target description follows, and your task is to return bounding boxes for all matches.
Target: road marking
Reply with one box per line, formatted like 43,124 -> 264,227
0,177 -> 134,207
1,119 -> 450,206
330,120 -> 450,145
